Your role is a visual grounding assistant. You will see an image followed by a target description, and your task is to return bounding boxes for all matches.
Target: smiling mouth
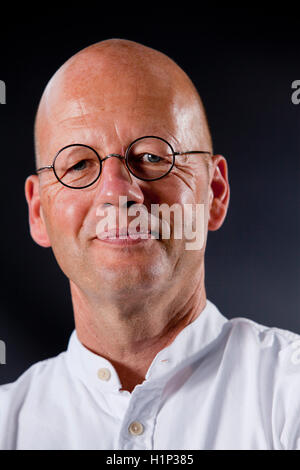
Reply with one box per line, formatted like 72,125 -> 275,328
96,227 -> 159,244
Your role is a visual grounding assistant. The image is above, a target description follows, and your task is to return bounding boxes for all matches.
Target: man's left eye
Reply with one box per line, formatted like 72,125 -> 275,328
142,153 -> 161,163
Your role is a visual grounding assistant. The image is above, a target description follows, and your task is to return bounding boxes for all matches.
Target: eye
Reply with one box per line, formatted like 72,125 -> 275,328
70,160 -> 87,171
141,153 -> 161,163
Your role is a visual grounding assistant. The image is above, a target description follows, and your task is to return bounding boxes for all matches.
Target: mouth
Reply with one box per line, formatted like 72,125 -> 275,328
95,227 -> 159,245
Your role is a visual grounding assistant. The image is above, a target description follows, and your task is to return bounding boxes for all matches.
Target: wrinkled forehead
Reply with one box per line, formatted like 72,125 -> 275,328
35,46 -> 211,163
43,63 -> 178,123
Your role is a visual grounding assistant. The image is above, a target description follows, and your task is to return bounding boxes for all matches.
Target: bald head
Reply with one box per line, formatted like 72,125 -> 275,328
34,39 -> 212,168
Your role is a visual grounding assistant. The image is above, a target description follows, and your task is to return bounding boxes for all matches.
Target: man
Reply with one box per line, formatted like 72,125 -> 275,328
0,38 -> 299,450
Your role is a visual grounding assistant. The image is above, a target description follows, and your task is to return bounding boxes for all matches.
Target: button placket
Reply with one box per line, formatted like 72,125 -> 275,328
118,383 -> 164,450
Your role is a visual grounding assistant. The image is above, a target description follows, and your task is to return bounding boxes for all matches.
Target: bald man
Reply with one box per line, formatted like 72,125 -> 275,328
0,39 -> 300,451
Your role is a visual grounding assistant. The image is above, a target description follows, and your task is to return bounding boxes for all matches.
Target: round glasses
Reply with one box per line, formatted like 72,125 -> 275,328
36,136 -> 211,189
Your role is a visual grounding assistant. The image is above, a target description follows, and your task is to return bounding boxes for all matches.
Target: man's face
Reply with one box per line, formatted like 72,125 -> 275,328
27,52 -> 222,302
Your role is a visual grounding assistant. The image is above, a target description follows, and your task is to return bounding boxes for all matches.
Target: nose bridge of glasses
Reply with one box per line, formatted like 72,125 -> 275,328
101,153 -> 125,163
100,153 -> 133,183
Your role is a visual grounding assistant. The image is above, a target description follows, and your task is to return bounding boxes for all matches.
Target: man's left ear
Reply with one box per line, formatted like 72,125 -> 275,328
208,155 -> 230,231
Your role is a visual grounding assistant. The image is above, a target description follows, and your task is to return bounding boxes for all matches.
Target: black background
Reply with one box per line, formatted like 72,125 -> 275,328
0,7 -> 300,384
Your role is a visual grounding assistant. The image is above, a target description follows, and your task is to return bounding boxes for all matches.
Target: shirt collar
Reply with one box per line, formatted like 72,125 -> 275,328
66,299 -> 228,394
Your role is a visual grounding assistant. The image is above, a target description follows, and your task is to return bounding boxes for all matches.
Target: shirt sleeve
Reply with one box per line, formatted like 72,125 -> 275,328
272,339 -> 300,450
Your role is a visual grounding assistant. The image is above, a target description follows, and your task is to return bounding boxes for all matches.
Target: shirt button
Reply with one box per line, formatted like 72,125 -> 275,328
128,421 -> 144,436
97,368 -> 111,381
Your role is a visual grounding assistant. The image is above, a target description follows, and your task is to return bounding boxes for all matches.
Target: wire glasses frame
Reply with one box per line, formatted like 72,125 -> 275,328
36,135 -> 212,189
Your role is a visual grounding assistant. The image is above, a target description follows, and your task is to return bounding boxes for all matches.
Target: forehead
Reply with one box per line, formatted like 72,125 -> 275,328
36,50 -> 207,161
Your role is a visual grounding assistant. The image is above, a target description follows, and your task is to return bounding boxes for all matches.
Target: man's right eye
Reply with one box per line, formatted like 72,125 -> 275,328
70,160 -> 87,171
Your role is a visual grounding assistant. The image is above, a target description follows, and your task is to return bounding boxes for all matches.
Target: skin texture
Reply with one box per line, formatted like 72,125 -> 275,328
25,39 -> 230,392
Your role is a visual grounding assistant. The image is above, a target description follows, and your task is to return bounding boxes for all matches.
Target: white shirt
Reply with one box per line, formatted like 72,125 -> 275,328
1,300 -> 300,450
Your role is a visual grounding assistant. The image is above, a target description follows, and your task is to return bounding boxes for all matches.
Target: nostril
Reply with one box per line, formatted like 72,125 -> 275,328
126,200 -> 137,209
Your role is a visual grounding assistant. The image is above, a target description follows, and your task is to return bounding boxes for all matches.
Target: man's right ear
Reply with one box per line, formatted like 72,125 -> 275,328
25,175 -> 51,247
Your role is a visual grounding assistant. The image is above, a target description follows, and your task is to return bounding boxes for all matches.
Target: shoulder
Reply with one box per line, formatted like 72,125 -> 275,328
223,315 -> 300,449
225,314 -> 300,356
222,314 -> 300,373
0,352 -> 69,449
1,350 -> 68,390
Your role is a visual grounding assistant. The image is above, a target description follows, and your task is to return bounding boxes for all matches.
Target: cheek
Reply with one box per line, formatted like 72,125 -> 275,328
166,173 -> 211,241
155,171 -> 210,207
41,191 -> 90,242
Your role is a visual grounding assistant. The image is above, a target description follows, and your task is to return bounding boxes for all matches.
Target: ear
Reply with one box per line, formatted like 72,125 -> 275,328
208,155 -> 230,231
25,175 -> 51,247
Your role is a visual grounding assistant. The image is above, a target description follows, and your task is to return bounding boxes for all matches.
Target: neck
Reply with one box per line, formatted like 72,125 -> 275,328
71,269 -> 206,393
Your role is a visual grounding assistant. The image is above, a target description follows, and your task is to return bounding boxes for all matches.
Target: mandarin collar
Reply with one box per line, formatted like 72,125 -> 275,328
66,300 -> 228,394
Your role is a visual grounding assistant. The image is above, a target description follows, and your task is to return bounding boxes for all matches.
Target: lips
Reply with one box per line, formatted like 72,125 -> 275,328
97,227 -> 155,240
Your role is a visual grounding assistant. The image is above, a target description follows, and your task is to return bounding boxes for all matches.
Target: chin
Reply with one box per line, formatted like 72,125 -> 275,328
94,260 -> 167,293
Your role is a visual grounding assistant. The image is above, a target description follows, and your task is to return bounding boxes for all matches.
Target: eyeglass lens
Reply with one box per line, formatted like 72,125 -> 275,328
126,137 -> 173,181
53,137 -> 174,188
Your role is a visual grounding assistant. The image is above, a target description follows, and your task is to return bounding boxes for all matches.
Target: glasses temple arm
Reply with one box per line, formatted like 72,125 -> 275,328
174,151 -> 212,156
36,165 -> 54,173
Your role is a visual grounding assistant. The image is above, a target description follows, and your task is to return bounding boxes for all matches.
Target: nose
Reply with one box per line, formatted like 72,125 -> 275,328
94,153 -> 144,208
